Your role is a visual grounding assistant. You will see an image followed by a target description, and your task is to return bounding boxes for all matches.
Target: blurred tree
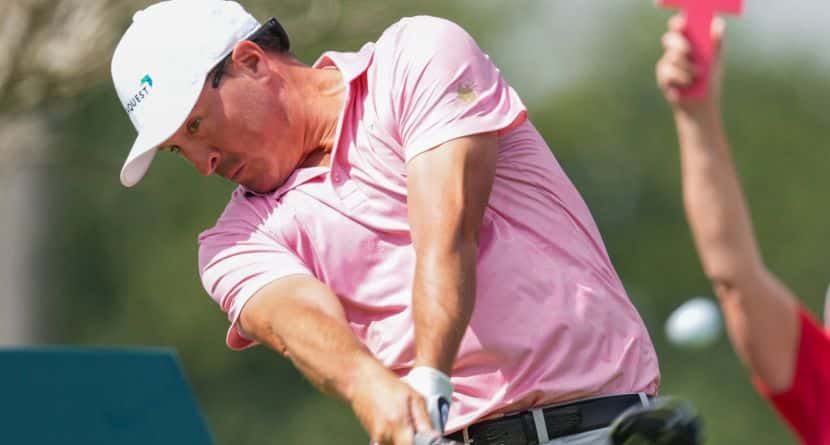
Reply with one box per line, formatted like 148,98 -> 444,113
0,0 -> 143,111
0,0 -> 155,345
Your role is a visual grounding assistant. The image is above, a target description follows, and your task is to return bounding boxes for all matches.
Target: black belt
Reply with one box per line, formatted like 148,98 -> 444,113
446,394 -> 647,445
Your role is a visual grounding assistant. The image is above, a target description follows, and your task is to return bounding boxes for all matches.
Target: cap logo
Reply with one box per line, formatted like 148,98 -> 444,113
124,74 -> 154,114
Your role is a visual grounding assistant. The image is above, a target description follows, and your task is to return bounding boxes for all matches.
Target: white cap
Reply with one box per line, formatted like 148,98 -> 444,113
111,0 -> 260,187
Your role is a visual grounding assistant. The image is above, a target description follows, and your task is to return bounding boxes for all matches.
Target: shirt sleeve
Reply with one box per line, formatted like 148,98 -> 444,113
198,193 -> 312,350
388,16 -> 528,162
754,306 -> 830,444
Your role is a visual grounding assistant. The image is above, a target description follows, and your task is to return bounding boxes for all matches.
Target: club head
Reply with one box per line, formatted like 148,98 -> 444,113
608,397 -> 703,445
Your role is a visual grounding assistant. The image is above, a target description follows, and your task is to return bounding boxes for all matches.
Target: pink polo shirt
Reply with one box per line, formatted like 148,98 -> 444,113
198,16 -> 660,431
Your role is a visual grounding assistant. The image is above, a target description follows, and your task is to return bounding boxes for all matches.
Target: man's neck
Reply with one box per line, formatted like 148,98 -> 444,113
298,150 -> 332,169
298,66 -> 346,168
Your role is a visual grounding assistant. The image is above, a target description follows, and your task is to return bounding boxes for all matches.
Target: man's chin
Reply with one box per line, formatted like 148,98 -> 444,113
240,178 -> 282,195
241,184 -> 272,194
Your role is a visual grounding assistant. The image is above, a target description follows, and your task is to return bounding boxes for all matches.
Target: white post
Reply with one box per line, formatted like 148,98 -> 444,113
0,116 -> 48,346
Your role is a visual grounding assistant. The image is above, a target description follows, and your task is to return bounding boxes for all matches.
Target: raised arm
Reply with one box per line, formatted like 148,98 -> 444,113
656,16 -> 799,392
239,275 -> 432,444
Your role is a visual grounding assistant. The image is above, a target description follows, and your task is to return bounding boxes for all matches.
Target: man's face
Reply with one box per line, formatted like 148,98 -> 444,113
160,49 -> 304,194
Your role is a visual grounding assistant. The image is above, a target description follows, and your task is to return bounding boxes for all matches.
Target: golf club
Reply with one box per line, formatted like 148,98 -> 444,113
608,397 -> 703,445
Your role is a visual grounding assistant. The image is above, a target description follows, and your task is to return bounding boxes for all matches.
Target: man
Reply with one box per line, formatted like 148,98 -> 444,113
656,16 -> 830,445
112,1 -> 660,444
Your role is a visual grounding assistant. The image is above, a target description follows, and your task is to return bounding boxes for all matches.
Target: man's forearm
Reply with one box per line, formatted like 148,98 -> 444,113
266,309 -> 385,400
240,279 -> 396,403
405,133 -> 497,376
675,107 -> 764,282
241,277 -> 438,442
412,241 -> 478,374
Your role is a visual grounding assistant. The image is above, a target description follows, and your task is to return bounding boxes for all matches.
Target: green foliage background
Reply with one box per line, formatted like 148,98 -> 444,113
34,1 -> 830,444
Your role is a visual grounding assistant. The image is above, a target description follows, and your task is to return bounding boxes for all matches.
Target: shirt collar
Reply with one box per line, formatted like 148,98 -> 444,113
312,42 -> 375,84
241,166 -> 329,198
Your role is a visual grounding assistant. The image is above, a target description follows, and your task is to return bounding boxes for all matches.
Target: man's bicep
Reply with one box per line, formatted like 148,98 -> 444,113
406,133 -> 498,250
238,274 -> 348,353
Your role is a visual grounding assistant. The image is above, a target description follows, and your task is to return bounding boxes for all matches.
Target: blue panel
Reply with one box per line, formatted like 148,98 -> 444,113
0,348 -> 214,445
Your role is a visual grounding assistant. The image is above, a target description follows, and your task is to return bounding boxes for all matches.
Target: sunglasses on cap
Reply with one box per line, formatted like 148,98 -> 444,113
210,17 -> 290,89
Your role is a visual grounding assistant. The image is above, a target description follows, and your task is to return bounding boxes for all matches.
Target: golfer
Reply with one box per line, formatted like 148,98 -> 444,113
657,16 -> 830,445
112,1 -> 660,444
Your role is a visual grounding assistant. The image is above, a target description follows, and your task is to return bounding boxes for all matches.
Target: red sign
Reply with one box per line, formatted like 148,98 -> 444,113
657,0 -> 744,98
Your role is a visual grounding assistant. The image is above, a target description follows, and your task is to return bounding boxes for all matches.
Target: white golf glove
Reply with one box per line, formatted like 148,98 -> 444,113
403,367 -> 453,433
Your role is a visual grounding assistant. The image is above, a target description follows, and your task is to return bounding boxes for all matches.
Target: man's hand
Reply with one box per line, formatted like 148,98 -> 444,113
350,363 -> 434,445
657,15 -> 725,116
403,367 -> 453,432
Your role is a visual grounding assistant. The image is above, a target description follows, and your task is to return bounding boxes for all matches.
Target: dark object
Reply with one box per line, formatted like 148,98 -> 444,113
414,432 -> 462,445
609,397 -> 703,445
0,348 -> 214,445
446,394 -> 645,445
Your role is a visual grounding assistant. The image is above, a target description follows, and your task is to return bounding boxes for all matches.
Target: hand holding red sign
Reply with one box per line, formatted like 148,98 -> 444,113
657,0 -> 743,98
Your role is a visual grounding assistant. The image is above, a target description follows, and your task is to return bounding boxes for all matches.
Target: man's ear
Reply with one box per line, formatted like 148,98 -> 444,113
229,40 -> 266,79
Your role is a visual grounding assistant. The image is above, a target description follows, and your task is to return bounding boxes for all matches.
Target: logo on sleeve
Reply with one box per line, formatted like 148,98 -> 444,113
124,74 -> 154,114
456,82 -> 478,104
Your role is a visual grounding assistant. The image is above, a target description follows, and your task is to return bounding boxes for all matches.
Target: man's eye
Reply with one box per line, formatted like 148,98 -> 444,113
187,118 -> 201,134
